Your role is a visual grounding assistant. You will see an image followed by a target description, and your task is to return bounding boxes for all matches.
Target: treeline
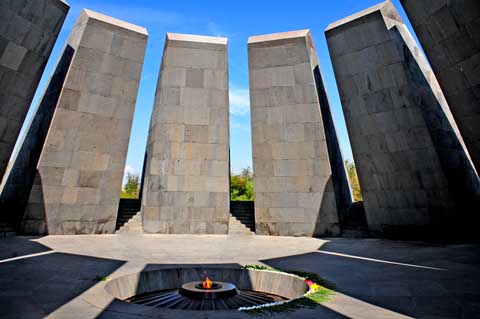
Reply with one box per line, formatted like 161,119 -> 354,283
121,173 -> 140,199
229,162 -> 362,202
123,162 -> 361,203
230,167 -> 254,201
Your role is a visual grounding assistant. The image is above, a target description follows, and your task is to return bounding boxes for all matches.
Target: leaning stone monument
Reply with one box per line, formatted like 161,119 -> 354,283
0,0 -> 69,180
400,0 -> 480,173
142,33 -> 230,234
325,0 -> 480,237
248,30 -> 341,237
16,9 -> 147,234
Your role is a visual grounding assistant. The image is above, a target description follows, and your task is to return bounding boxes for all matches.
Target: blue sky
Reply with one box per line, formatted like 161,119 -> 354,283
21,0 -> 419,180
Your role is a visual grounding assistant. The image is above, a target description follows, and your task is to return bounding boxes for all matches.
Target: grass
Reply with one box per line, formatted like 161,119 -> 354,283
240,265 -> 335,315
95,275 -> 110,282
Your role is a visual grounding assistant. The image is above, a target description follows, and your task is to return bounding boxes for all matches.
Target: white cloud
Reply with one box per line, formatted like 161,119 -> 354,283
122,165 -> 138,186
229,88 -> 250,116
206,21 -> 238,38
231,121 -> 251,133
124,165 -> 136,175
207,22 -> 224,37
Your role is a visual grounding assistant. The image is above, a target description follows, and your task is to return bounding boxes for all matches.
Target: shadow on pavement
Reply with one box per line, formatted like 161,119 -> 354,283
0,236 -> 51,260
0,250 -> 125,318
262,238 -> 480,319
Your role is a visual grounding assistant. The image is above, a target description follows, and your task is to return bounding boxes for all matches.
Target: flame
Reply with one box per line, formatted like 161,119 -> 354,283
202,276 -> 212,289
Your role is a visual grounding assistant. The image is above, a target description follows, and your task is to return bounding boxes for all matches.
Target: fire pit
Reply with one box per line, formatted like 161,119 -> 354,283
106,267 -> 309,312
179,277 -> 238,299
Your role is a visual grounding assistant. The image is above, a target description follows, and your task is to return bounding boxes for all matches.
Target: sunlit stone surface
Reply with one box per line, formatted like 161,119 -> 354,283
248,30 -> 340,237
142,33 -> 230,234
19,9 -> 147,234
325,1 -> 480,237
0,0 -> 69,180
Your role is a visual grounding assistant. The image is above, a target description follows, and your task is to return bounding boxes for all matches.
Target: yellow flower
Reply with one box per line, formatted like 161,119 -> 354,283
309,283 -> 321,291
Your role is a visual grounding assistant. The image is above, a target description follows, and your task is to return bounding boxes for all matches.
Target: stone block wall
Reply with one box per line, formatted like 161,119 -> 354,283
401,0 -> 480,173
325,1 -> 480,236
0,0 -> 69,180
248,30 -> 340,237
20,9 -> 147,234
142,33 -> 230,234
0,43 -> 74,229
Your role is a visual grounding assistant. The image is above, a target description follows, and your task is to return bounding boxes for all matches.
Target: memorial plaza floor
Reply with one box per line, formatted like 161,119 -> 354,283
0,234 -> 479,318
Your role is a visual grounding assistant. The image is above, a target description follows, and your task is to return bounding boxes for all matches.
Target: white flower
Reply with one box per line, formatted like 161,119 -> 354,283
238,268 -> 311,312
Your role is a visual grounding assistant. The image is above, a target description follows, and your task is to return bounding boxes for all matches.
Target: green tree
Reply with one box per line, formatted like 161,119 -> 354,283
230,167 -> 254,201
345,160 -> 362,202
121,173 -> 140,199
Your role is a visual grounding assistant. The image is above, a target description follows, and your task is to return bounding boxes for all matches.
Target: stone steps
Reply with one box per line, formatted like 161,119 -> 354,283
115,198 -> 141,230
228,216 -> 255,235
116,211 -> 143,234
230,201 -> 255,233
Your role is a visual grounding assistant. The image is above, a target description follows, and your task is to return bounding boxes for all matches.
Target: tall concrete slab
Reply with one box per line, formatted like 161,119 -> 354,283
326,1 -> 480,237
0,42 -> 74,230
0,0 -> 69,180
142,33 -> 230,234
248,30 -> 341,237
17,10 -> 147,234
400,0 -> 480,173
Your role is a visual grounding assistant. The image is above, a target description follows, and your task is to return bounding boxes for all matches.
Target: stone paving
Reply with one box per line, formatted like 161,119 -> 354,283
0,234 -> 479,318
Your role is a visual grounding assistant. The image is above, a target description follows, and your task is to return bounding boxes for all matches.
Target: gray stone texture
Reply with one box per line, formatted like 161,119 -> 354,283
313,66 -> 353,224
142,33 -> 230,234
326,1 -> 480,236
0,43 -> 74,230
0,0 -> 69,181
401,0 -> 480,173
248,30 -> 340,237
20,9 -> 148,234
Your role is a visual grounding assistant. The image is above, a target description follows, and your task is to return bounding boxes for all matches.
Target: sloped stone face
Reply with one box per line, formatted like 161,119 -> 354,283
19,10 -> 147,234
400,0 -> 480,174
142,33 -> 230,234
248,30 -> 340,237
326,1 -> 480,236
0,0 -> 69,180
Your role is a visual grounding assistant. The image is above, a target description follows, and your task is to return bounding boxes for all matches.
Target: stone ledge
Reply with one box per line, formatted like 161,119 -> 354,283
83,9 -> 148,36
248,29 -> 310,48
167,33 -> 228,45
325,0 -> 402,32
105,267 -> 308,302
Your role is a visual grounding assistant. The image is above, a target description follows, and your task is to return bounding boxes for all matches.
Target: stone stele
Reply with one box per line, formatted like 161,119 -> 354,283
19,9 -> 148,234
142,33 -> 230,234
400,0 -> 480,174
0,0 -> 69,181
248,29 -> 340,237
325,0 -> 480,237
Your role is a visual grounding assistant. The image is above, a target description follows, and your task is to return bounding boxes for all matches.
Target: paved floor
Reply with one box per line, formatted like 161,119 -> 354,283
0,234 -> 479,318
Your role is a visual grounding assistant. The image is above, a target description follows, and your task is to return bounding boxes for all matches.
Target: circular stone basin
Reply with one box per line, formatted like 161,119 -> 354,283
105,267 -> 309,312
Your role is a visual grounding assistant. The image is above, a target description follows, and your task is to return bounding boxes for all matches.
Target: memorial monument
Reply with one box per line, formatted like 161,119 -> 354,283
326,0 -> 480,237
0,0 -> 69,180
248,30 -> 341,236
17,9 -> 148,234
401,0 -> 480,173
142,33 -> 230,234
